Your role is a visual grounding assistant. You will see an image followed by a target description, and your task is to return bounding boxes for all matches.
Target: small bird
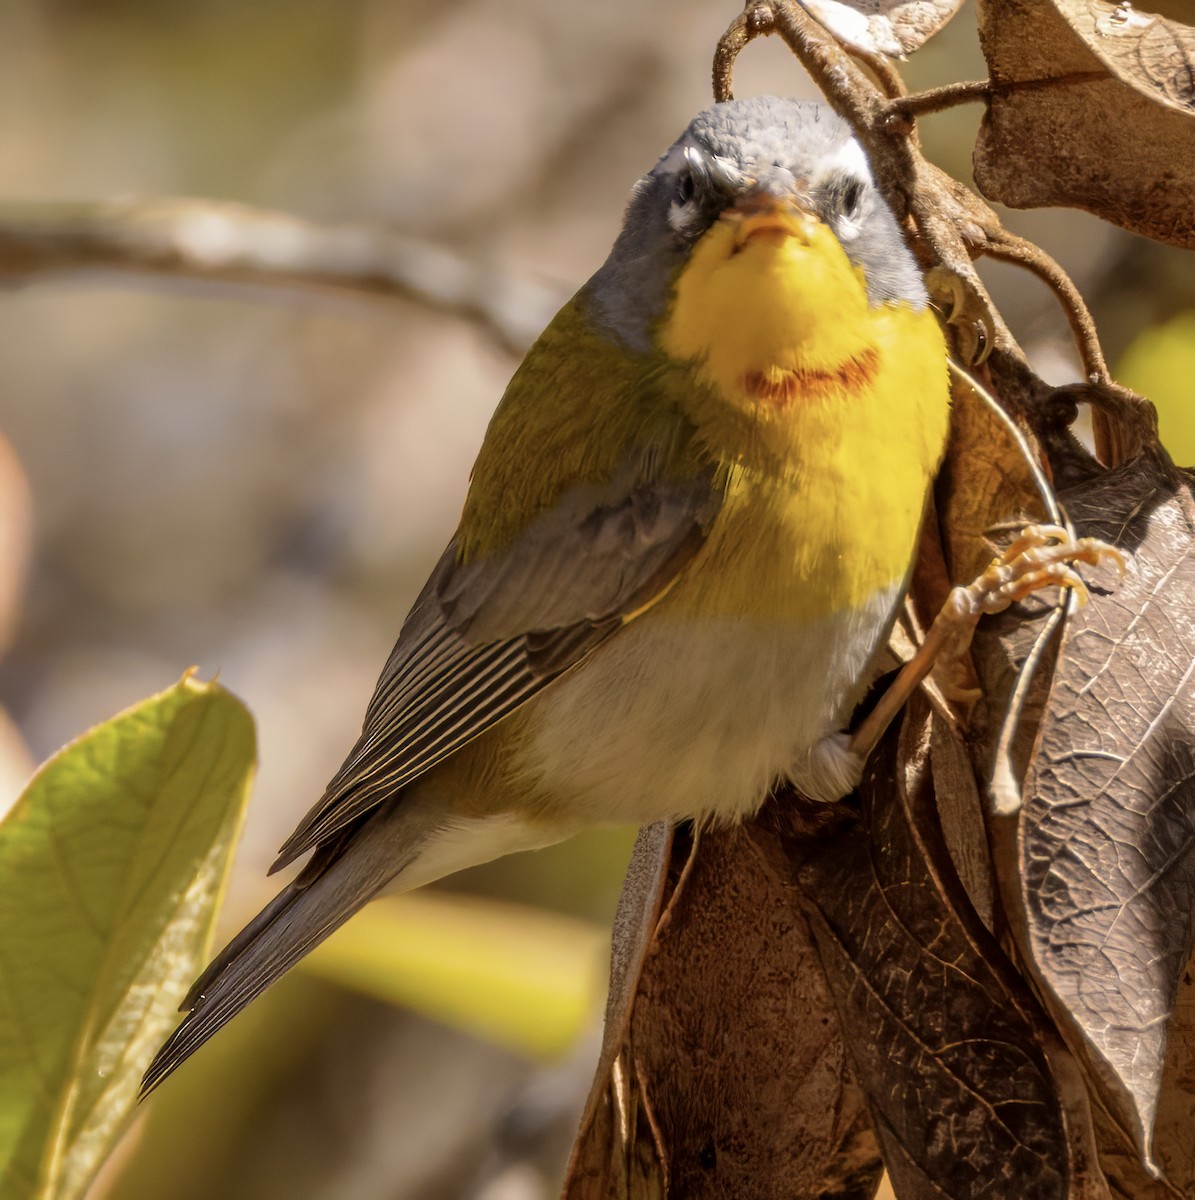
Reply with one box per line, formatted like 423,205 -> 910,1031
144,95 -> 951,1092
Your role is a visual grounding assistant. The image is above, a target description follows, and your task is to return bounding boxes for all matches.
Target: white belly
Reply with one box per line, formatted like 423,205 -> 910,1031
516,583 -> 902,825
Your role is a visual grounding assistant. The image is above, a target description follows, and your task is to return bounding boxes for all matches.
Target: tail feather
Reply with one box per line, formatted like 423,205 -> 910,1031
180,880 -> 304,1011
142,807 -> 428,1097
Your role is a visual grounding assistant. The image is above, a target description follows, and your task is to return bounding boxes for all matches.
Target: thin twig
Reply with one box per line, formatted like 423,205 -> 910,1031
0,197 -> 565,355
988,604 -> 1069,817
980,232 -> 1109,384
885,80 -> 991,121
1049,380 -> 1158,468
975,231 -> 1152,465
846,43 -> 907,101
991,70 -> 1107,97
712,3 -> 774,102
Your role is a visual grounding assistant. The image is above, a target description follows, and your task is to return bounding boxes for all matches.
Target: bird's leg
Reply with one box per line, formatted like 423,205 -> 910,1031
794,525 -> 1127,804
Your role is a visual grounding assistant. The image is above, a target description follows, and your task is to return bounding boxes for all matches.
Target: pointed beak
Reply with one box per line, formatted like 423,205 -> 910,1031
728,193 -> 819,250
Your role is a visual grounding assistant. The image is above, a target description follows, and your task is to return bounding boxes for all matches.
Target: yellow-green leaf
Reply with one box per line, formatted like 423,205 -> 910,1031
0,672 -> 255,1200
1117,311 -> 1195,466
303,891 -> 608,1060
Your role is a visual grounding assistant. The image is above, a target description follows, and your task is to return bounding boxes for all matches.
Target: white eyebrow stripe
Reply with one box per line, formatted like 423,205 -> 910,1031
824,138 -> 873,182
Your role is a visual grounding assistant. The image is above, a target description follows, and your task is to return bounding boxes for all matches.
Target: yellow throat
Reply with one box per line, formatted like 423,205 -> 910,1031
657,198 -> 951,622
661,201 -> 880,408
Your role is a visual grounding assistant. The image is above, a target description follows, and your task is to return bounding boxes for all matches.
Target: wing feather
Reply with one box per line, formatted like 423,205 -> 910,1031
271,461 -> 720,872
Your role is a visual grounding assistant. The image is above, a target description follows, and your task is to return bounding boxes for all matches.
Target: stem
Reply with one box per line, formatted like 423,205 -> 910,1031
885,80 -> 991,120
712,4 -> 774,102
0,197 -> 563,355
982,232 -> 1109,384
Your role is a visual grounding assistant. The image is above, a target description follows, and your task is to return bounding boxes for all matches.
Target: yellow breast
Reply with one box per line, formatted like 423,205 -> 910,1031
657,207 -> 951,625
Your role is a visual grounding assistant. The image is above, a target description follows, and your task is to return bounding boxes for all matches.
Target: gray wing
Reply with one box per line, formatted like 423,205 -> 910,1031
271,463 -> 720,871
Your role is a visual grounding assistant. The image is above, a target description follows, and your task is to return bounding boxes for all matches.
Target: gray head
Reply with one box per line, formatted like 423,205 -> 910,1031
585,96 -> 927,353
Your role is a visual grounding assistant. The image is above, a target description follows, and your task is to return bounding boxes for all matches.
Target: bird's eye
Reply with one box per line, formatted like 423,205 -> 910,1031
675,171 -> 697,206
840,178 -> 864,219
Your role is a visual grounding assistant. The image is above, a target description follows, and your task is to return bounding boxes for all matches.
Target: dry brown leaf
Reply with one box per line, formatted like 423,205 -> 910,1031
974,0 -> 1195,247
563,819 -> 881,1199
1154,941 -> 1195,1191
1061,0 -> 1195,115
964,421 -> 1195,1194
786,700 -> 1104,1200
929,707 -> 997,929
1090,1100 -> 1184,1200
934,356 -> 1051,588
996,452 -> 1195,1180
802,0 -> 965,57
564,823 -> 674,1199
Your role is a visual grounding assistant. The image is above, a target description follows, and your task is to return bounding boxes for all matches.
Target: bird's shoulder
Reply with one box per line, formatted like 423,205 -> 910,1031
458,293 -> 713,563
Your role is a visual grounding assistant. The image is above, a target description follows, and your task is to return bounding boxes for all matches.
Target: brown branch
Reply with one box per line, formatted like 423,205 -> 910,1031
765,1 -> 886,129
0,197 -> 565,355
981,231 -> 1109,382
712,3 -> 775,102
976,228 -> 1153,466
885,80 -> 991,121
992,70 -> 1108,97
844,42 -> 907,101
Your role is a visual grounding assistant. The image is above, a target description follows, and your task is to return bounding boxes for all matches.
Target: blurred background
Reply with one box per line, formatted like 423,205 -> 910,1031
0,1 -> 1191,1196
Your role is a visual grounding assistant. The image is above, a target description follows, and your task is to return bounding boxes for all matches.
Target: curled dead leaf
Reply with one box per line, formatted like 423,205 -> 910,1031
784,701 -> 1103,1200
802,0 -> 965,57
974,0 -> 1195,247
564,818 -> 881,1199
992,451 -> 1195,1181
1061,0 -> 1195,115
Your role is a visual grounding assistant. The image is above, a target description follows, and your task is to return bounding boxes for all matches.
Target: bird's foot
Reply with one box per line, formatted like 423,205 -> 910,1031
847,524 -> 1126,770
952,523 -> 1126,621
784,527 -> 1125,805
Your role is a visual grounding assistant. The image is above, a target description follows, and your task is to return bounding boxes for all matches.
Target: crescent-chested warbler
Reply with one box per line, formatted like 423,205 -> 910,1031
144,94 -> 952,1092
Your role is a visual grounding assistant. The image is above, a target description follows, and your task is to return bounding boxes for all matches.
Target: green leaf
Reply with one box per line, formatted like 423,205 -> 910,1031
1116,310 -> 1195,466
303,891 -> 608,1060
0,672 -> 255,1200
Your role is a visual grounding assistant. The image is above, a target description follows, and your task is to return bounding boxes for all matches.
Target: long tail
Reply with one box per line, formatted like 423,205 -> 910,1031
141,804 -> 430,1097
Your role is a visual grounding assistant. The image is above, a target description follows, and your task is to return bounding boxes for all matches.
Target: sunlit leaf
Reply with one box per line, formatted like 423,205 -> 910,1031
0,673 -> 255,1200
801,0 -> 964,57
102,977 -> 340,1200
975,0 -> 1195,247
1012,456 -> 1195,1178
1117,312 -> 1195,467
564,820 -> 881,1199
